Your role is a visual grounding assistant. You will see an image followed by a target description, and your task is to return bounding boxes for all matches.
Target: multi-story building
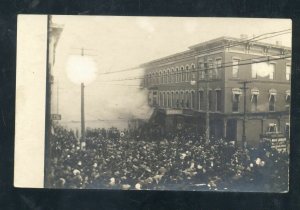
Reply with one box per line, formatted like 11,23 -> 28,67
140,36 -> 291,146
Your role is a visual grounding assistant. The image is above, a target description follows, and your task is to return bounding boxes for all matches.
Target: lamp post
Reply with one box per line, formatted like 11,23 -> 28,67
239,80 -> 251,150
66,48 -> 97,147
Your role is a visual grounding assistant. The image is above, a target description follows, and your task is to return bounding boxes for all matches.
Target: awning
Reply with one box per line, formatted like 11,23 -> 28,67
269,89 -> 277,101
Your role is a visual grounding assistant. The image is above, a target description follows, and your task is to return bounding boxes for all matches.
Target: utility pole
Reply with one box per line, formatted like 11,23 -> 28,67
70,47 -> 97,146
81,82 -> 85,145
44,14 -> 51,188
205,62 -> 210,144
239,80 -> 251,150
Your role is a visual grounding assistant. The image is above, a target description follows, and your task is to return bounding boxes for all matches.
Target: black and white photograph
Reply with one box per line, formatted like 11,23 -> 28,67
15,15 -> 291,192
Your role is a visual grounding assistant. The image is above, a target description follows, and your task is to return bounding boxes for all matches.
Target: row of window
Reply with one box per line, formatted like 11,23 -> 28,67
144,64 -> 196,86
144,59 -> 291,86
152,88 -> 290,113
153,90 -> 222,111
232,59 -> 291,80
232,88 -> 290,112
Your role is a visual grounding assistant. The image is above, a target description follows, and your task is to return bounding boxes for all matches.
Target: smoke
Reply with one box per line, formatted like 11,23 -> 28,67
83,67 -> 153,124
66,55 -> 97,85
251,62 -> 274,78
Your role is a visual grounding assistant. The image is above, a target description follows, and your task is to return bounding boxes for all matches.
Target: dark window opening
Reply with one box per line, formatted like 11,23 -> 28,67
251,94 -> 258,112
269,95 -> 275,112
216,90 -> 222,111
232,94 -> 240,112
209,90 -> 213,111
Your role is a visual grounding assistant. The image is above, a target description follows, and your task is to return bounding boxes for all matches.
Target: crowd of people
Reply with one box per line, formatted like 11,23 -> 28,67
47,124 -> 288,192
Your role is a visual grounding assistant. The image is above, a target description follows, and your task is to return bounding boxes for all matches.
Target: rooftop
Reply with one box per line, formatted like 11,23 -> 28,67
141,36 -> 291,67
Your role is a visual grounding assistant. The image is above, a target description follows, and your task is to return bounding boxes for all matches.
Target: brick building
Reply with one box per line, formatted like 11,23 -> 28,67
141,36 -> 291,146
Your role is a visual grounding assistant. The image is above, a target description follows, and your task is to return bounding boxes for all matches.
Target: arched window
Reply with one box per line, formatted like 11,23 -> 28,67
151,72 -> 155,84
167,69 -> 171,83
159,71 -> 162,84
176,67 -> 179,83
181,66 -> 185,82
162,70 -> 166,84
180,91 -> 184,108
148,74 -> 151,85
171,92 -> 174,107
269,89 -> 277,112
185,65 -> 189,81
159,91 -> 163,106
165,70 -> 168,84
191,90 -> 196,109
171,68 -> 175,83
198,89 -> 204,110
191,64 -> 195,81
185,91 -> 190,108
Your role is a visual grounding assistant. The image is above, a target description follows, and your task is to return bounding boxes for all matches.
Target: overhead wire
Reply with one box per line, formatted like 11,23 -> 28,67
97,54 -> 291,83
94,29 -> 291,77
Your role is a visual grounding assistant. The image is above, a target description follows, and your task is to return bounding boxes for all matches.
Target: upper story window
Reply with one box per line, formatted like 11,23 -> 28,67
269,89 -> 277,112
191,64 -> 195,70
176,67 -> 179,83
191,91 -> 196,109
286,90 -> 291,110
163,70 -> 167,84
171,68 -> 175,83
175,91 -> 180,108
153,90 -> 158,106
152,72 -> 155,84
167,69 -> 171,83
185,91 -> 190,108
232,59 -> 239,78
181,66 -> 185,81
191,64 -> 196,81
215,58 -> 222,78
166,92 -> 171,108
215,89 -> 222,112
159,92 -> 163,106
208,60 -> 213,78
159,71 -> 162,84
185,65 -> 190,81
250,88 -> 259,112
251,61 -> 276,80
198,90 -> 204,110
198,62 -> 205,80
180,91 -> 185,108
148,74 -> 151,85
269,63 -> 275,80
232,88 -> 242,112
208,90 -> 213,111
286,65 -> 291,80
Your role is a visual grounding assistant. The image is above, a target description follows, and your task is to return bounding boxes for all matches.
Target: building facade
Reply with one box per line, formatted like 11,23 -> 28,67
141,36 -> 291,146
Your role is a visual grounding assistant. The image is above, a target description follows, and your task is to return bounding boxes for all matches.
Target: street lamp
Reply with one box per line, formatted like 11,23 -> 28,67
66,53 -> 97,146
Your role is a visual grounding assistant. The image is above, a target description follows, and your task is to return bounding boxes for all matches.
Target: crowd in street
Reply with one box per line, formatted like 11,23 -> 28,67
47,124 -> 288,191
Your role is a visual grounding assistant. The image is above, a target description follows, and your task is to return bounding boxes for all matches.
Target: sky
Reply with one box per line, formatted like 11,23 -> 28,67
50,16 -> 291,129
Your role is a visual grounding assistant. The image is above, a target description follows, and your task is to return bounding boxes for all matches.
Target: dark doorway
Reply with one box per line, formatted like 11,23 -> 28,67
227,119 -> 237,141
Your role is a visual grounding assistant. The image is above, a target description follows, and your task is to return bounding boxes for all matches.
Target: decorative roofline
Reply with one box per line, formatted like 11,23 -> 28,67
140,36 -> 291,68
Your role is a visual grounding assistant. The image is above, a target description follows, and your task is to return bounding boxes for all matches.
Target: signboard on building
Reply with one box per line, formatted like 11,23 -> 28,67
262,137 -> 287,152
51,114 -> 61,120
166,109 -> 183,115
